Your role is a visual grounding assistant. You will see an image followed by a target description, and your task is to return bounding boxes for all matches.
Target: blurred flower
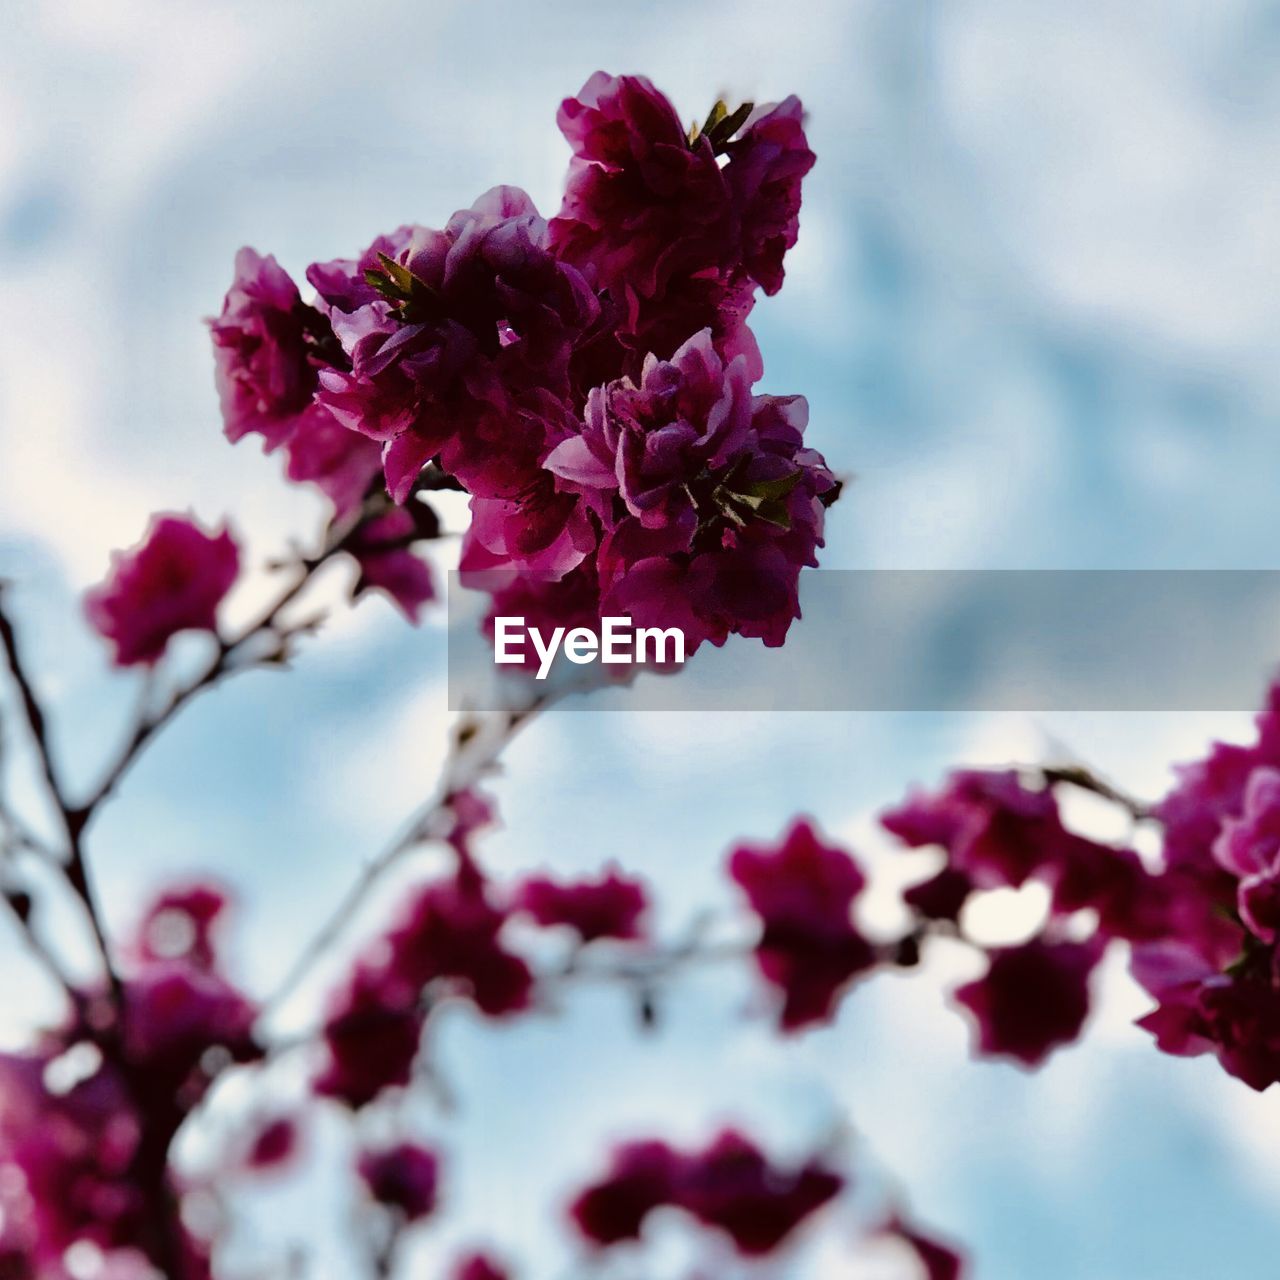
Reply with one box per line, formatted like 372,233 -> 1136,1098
515,866 -> 647,943
729,818 -> 876,1030
349,508 -> 436,622
954,937 -> 1102,1066
451,1252 -> 510,1280
569,1130 -> 842,1255
244,1115 -> 298,1173
357,1143 -> 440,1222
85,515 -> 239,666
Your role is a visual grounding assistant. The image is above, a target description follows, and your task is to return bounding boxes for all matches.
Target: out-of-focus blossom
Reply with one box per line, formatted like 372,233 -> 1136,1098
315,959 -> 426,1109
244,1116 -> 298,1172
729,818 -> 876,1030
515,866 -> 647,942
133,881 -> 231,971
569,1130 -> 841,1255
954,937 -> 1102,1066
878,1214 -> 965,1280
283,404 -> 383,519
357,1143 -> 440,1222
85,515 -> 239,666
349,508 -> 436,622
451,1252 -> 511,1280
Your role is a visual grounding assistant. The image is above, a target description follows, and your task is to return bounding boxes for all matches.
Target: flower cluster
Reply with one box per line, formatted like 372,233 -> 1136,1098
866,680 -> 1280,1088
568,1129 -> 842,1255
206,73 -> 836,658
0,883 -> 260,1277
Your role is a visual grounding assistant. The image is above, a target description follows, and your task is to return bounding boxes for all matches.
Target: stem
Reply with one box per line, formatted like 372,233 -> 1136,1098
1038,763 -> 1154,821
0,590 -> 121,1004
84,533 -> 350,816
259,694 -> 552,1023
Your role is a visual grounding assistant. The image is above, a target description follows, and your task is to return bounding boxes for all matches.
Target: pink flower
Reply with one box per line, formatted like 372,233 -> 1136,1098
569,1140 -> 678,1246
516,866 -> 648,943
569,1130 -> 842,1255
877,1214 -> 965,1280
729,818 -> 876,1030
357,1143 -> 440,1222
313,188 -> 597,504
723,98 -> 816,296
461,474 -> 597,580
282,404 -> 383,519
1213,765 -> 1280,942
677,1129 -> 843,1256
85,515 -> 239,666
550,74 -> 761,376
545,330 -> 835,653
315,958 -> 425,1109
209,248 -> 325,450
883,770 -> 1157,940
954,937 -> 1102,1066
382,868 -> 532,1017
122,964 -> 260,1116
132,881 -> 230,971
244,1116 -> 298,1172
349,509 -> 436,622
451,1253 -> 510,1280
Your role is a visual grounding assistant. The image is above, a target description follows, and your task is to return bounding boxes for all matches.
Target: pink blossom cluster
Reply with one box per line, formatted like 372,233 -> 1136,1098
205,72 -> 836,657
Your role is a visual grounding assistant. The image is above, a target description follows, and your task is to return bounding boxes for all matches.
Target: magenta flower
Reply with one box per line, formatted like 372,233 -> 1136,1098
451,1254 -> 510,1280
1213,765 -> 1280,941
85,515 -> 240,666
382,868 -> 532,1017
244,1116 -> 298,1172
549,74 -> 762,375
569,1140 -> 679,1247
282,404 -> 382,519
209,248 -> 324,450
546,330 -> 835,652
0,1050 -> 145,1265
349,509 -> 436,622
677,1129 -> 843,1256
122,964 -> 260,1114
461,476 -> 597,580
883,769 -> 1157,940
954,937 -> 1102,1066
729,818 -> 876,1030
313,188 -> 597,503
315,958 -> 426,1109
132,881 -> 230,971
878,1214 -> 965,1280
358,1143 -> 441,1222
724,97 -> 816,296
516,866 -> 647,943
569,1131 -> 842,1255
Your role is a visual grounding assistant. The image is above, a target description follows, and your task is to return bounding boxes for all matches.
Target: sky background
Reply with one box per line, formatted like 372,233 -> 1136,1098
2,1 -> 1280,1277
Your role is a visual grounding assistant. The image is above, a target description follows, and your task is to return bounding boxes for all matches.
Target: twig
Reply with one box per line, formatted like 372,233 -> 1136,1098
83,528 -> 355,816
0,589 -> 121,1006
1038,763 -> 1154,821
259,694 -> 553,1023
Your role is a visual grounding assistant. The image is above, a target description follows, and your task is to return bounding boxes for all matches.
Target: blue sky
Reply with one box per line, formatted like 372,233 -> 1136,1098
2,1 -> 1280,1276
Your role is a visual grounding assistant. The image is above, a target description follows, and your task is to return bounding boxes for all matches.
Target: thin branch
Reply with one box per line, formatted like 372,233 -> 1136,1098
83,528 -> 354,816
1037,763 -> 1154,821
259,694 -> 553,1024
0,589 -> 121,1005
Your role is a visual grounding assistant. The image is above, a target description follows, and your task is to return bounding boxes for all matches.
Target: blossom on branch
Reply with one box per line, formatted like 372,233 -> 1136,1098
85,515 -> 239,666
